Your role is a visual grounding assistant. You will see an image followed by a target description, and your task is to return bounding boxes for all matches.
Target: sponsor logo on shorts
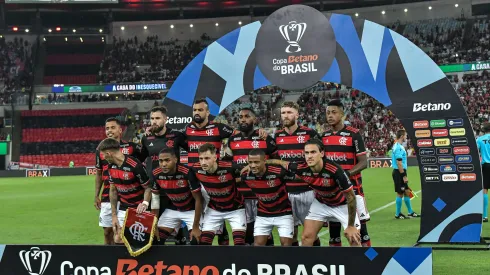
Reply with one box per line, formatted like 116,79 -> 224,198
423,165 -> 439,173
448,118 -> 464,127
430,120 -> 446,128
442,174 -> 458,182
425,174 -> 440,182
415,130 -> 431,138
432,129 -> 448,137
456,155 -> 472,163
457,164 -> 474,172
419,148 -> 435,156
449,128 -> 466,136
434,138 -> 450,147
440,164 -> 456,173
413,120 -> 429,129
436,147 -> 452,155
451,137 -> 468,146
417,139 -> 433,147
453,146 -> 470,155
438,156 -> 454,164
421,156 -> 437,164
460,173 -> 477,181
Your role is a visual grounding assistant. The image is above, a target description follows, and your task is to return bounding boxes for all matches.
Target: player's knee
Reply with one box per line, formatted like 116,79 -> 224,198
301,231 -> 315,245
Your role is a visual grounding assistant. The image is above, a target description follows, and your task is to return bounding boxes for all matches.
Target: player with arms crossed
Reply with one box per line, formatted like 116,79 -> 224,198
241,149 -> 295,246
95,117 -> 140,245
261,139 -> 361,246
97,138 -> 152,244
476,122 -> 490,222
151,148 -> 204,244
322,99 -> 370,247
190,143 -> 247,245
275,101 -> 321,246
392,129 -> 419,219
225,107 -> 277,245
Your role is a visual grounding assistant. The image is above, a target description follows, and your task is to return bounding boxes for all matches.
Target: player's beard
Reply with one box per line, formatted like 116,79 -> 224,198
151,124 -> 164,134
282,118 -> 296,128
193,114 -> 205,124
239,122 -> 254,133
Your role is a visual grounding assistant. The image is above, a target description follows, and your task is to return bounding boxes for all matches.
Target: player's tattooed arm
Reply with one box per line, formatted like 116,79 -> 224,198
345,190 -> 357,227
109,183 -> 118,218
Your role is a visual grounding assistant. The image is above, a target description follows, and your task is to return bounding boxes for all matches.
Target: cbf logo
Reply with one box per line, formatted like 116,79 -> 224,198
19,247 -> 52,275
297,136 -> 306,143
129,222 -> 148,242
279,21 -> 307,53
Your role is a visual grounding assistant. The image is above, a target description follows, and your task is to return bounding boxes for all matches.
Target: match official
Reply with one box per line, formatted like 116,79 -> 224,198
476,122 -> 490,222
391,130 -> 419,219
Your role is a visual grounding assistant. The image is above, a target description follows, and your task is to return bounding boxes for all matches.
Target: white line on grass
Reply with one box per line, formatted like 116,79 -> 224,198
316,190 -> 422,239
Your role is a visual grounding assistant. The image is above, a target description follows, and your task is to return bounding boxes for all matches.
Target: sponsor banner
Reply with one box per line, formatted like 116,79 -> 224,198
0,245 -> 433,275
423,165 -> 439,173
51,83 -> 169,93
413,120 -> 429,129
430,120 -> 446,128
419,148 -> 435,156
440,164 -> 456,173
368,157 -> 419,168
86,167 -> 98,176
431,129 -> 448,137
451,137 -> 468,146
439,60 -> 490,73
449,128 -> 466,136
453,146 -> 470,155
442,174 -> 459,182
420,156 -> 437,164
415,130 -> 431,138
436,147 -> 452,155
438,156 -> 454,164
25,169 -> 50,178
460,173 -> 477,181
425,174 -> 441,182
457,164 -> 474,173
434,138 -> 450,147
417,139 -> 433,147
413,103 -> 451,112
447,118 -> 463,127
456,155 -> 472,163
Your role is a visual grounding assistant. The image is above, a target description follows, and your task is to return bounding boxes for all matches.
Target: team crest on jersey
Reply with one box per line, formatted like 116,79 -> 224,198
206,129 -> 214,136
322,178 -> 332,186
339,137 -> 348,145
176,180 -> 185,187
251,140 -> 260,148
218,175 -> 227,182
297,136 -> 306,143
267,180 -> 276,187
166,140 -> 174,148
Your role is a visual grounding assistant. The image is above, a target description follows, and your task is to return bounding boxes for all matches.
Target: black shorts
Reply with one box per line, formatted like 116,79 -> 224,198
482,163 -> 490,190
392,169 -> 409,193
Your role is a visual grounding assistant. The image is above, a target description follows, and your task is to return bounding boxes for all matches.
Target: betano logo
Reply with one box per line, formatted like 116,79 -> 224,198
413,120 -> 429,129
450,128 -> 466,136
432,129 -> 448,137
413,103 -> 451,112
460,173 -> 477,181
415,130 -> 431,138
115,260 -> 346,275
167,117 -> 192,124
434,138 -> 450,147
453,146 -> 470,155
417,139 -> 433,147
442,174 -> 458,182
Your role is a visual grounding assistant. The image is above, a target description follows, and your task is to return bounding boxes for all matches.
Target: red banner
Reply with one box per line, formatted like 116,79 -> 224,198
122,208 -> 158,257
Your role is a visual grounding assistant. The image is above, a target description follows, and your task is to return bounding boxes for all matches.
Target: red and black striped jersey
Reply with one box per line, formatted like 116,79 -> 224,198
108,156 -> 150,211
184,122 -> 235,166
151,164 -> 201,212
322,126 -> 367,195
139,128 -> 187,172
95,140 -> 139,203
241,164 -> 294,217
227,130 -> 277,165
286,159 -> 352,207
190,161 -> 244,212
274,126 -> 320,193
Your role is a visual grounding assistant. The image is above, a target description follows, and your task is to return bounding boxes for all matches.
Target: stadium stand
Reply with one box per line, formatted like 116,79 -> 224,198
19,108 -> 126,167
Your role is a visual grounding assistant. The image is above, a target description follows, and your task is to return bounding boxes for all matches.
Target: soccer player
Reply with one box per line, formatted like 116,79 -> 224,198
274,101 -> 320,246
322,99 -> 370,247
476,122 -> 490,222
190,143 -> 247,245
241,149 -> 294,246
256,139 -> 361,246
392,129 -> 420,219
139,106 -> 188,244
97,138 -> 151,244
151,148 -> 204,244
95,117 -> 140,245
225,107 -> 277,245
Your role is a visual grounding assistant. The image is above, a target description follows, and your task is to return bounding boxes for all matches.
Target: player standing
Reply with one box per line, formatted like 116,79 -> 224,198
225,107 -> 277,245
97,138 -> 152,244
190,143 -> 247,245
322,99 -> 370,247
392,129 -> 420,219
476,122 -> 490,222
241,149 -> 294,246
274,101 -> 320,246
95,117 -> 140,245
151,148 -> 204,244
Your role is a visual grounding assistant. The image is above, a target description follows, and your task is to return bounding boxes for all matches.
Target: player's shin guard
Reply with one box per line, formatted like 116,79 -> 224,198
217,223 -> 230,246
266,233 -> 275,246
232,231 -> 246,245
360,221 -> 371,247
245,222 -> 255,245
403,196 -> 414,214
328,222 -> 342,247
484,193 -> 488,218
313,238 -> 321,246
156,229 -> 171,245
200,231 -> 216,245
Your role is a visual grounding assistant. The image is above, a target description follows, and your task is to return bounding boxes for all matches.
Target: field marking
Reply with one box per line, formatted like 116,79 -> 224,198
317,190 -> 422,239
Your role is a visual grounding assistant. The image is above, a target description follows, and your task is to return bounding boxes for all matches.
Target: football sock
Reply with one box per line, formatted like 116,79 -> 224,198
404,196 -> 414,214
200,231 -> 215,245
329,222 -> 342,247
360,221 -> 371,247
232,231 -> 246,245
396,197 -> 402,216
484,193 -> 488,218
245,222 -> 255,245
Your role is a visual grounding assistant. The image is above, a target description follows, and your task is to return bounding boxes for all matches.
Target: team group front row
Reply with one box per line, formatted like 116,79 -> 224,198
95,99 -> 372,247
